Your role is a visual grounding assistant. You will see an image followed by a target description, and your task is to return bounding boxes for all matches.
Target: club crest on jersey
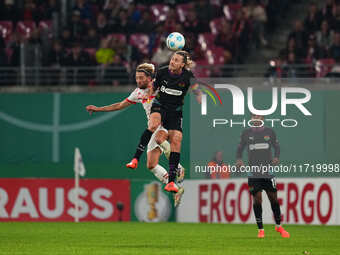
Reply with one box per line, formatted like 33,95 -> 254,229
178,82 -> 185,87
264,136 -> 270,141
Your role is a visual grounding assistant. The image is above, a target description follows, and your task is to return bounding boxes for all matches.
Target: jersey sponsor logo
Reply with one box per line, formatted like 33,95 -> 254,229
264,135 -> 270,141
249,143 -> 269,150
160,85 -> 183,96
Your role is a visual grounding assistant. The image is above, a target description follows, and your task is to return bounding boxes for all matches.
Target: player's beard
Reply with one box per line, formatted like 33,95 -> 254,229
138,82 -> 148,89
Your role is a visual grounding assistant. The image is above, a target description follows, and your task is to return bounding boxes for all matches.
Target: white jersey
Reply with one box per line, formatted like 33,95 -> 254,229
125,87 -> 156,120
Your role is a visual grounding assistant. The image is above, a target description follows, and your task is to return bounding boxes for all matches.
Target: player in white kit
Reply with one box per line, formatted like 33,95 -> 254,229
86,63 -> 184,206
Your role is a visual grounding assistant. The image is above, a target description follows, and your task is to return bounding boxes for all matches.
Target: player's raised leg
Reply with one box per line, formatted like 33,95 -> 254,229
146,147 -> 168,184
267,190 -> 290,238
126,112 -> 161,169
155,130 -> 185,183
164,130 -> 182,193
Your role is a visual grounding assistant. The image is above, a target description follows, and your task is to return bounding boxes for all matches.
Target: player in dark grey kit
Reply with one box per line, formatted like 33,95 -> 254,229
236,114 -> 290,238
126,51 -> 201,193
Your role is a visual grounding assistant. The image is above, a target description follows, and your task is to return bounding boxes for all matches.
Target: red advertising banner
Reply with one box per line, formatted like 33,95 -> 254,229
177,178 -> 340,225
0,178 -> 130,221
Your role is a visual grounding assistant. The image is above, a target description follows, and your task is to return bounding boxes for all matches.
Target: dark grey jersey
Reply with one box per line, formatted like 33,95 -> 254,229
236,127 -> 280,167
153,65 -> 195,111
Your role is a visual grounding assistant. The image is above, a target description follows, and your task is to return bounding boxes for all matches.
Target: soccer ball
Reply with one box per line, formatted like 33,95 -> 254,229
166,32 -> 185,51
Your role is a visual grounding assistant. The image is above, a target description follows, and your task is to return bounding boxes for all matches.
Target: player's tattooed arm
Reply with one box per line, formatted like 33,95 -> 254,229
191,83 -> 202,104
86,100 -> 132,115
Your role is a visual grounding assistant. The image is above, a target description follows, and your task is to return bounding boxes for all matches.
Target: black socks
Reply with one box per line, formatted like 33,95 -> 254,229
168,152 -> 180,183
133,129 -> 153,160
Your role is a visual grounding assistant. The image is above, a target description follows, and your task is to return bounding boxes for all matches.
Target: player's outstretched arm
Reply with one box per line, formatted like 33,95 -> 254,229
86,100 -> 132,115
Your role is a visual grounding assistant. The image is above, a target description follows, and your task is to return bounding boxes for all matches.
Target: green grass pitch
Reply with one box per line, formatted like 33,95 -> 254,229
0,222 -> 339,255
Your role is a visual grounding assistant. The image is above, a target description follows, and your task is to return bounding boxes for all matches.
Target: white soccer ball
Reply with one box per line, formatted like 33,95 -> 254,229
166,32 -> 185,51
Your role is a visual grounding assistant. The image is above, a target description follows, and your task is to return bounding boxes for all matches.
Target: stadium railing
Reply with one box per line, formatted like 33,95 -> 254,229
0,64 -> 337,86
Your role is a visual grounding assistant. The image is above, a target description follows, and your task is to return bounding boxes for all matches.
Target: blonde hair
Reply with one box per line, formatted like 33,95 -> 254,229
136,63 -> 155,77
175,50 -> 193,70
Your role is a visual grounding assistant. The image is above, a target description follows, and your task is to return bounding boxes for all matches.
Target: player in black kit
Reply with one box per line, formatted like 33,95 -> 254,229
236,114 -> 290,238
126,51 -> 201,193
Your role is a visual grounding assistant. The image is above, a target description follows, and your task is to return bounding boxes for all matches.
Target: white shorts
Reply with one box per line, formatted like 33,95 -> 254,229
147,125 -> 168,153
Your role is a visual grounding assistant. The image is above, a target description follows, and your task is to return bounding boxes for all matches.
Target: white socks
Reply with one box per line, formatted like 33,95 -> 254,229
159,140 -> 171,159
151,165 -> 168,184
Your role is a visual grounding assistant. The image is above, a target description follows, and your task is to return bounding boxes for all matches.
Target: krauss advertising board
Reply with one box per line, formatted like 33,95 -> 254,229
0,178 -> 130,221
177,179 -> 340,225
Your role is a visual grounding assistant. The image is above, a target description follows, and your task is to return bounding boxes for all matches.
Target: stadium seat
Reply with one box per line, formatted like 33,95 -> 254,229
209,18 -> 225,35
84,48 -> 96,59
315,58 -> 336,78
198,33 -> 216,51
108,33 -> 127,44
207,47 -> 225,65
129,33 -> 150,55
151,4 -> 170,23
16,21 -> 36,39
39,20 -> 53,38
176,3 -> 193,22
0,21 -> 13,42
210,0 -> 221,6
193,59 -> 210,78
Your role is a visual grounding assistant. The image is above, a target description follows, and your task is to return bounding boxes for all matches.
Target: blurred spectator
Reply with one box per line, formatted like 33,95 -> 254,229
43,0 -> 60,20
184,33 -> 204,60
126,3 -> 141,24
103,0 -> 122,23
96,37 -> 115,65
73,0 -> 93,21
151,41 -> 173,66
104,55 -> 129,86
321,0 -> 336,23
280,37 -> 302,61
328,3 -> 340,30
96,12 -> 111,38
207,151 -> 230,179
84,27 -> 100,48
21,0 -> 44,24
183,10 -> 204,34
0,0 -> 19,23
288,20 -> 308,50
329,31 -> 340,60
316,20 -> 334,51
282,52 -> 300,78
265,57 -> 284,78
137,11 -> 154,33
232,9 -> 251,63
304,34 -> 326,62
244,0 -> 268,47
304,2 -> 322,35
60,27 -> 73,48
195,0 -> 216,31
115,10 -> 135,34
69,10 -> 87,40
215,20 -> 236,60
64,42 -> 93,85
0,37 -> 8,86
164,8 -> 178,33
45,40 -> 66,85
